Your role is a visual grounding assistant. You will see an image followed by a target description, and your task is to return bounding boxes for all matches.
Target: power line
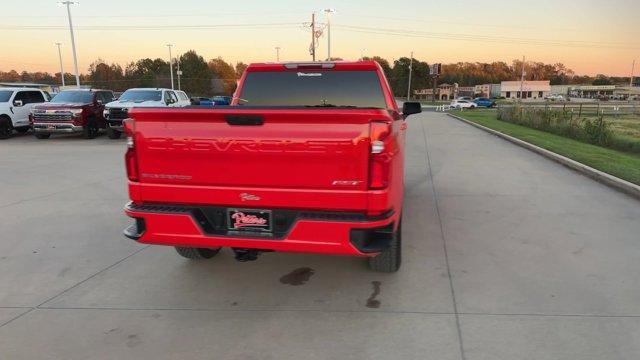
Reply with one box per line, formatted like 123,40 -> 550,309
1,11 -> 308,19
334,25 -> 640,50
0,23 -> 301,31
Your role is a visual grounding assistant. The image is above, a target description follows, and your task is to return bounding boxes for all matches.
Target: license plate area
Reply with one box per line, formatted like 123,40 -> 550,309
227,209 -> 272,233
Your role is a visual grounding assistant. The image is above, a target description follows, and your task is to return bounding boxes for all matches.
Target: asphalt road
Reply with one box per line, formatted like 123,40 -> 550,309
1,112 -> 639,359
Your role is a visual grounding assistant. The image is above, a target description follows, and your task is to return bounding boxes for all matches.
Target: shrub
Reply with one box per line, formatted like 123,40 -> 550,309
497,106 -> 640,154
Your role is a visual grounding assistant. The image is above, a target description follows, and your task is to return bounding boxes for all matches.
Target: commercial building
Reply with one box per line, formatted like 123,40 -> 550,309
500,80 -> 550,99
474,84 -> 502,98
414,83 -> 458,100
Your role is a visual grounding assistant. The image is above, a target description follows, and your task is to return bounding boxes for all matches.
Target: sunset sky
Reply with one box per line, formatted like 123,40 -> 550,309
1,0 -> 639,76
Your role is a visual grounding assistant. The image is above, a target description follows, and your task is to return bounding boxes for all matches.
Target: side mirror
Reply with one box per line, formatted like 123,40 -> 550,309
402,102 -> 422,118
13,100 -> 23,107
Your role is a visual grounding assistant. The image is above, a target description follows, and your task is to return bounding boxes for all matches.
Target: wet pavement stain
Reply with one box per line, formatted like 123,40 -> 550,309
366,281 -> 381,308
279,267 -> 315,286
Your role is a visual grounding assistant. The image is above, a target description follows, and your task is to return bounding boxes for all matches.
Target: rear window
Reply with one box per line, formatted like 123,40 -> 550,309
238,71 -> 387,108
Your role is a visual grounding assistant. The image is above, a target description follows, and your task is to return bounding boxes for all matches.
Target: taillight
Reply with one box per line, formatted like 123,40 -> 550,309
369,121 -> 392,189
123,118 -> 138,182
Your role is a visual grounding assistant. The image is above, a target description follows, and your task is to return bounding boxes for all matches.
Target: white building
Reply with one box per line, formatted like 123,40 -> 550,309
500,80 -> 550,99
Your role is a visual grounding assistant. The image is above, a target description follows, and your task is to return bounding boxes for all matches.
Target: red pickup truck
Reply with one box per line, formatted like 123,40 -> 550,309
123,61 -> 422,272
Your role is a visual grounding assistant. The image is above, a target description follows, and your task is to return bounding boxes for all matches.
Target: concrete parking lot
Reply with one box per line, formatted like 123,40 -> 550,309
1,112 -> 639,359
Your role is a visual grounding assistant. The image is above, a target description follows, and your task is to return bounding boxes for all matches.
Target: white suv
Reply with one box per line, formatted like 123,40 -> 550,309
0,88 -> 49,139
103,88 -> 189,139
450,99 -> 477,109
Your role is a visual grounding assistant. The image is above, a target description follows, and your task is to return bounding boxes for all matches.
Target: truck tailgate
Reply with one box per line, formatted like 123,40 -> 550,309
130,108 -> 386,209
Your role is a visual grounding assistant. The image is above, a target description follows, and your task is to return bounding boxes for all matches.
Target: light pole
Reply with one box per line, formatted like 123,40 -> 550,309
59,1 -> 80,88
176,53 -> 181,91
55,42 -> 65,87
406,51 -> 413,101
519,55 -> 526,101
324,8 -> 335,60
166,44 -> 174,90
274,46 -> 281,62
360,48 -> 366,60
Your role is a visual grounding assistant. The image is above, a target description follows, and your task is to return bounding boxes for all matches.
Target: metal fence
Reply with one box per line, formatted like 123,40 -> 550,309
498,102 -> 640,118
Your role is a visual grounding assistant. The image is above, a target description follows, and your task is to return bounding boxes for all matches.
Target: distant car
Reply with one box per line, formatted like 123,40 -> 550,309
212,96 -> 232,105
0,87 -> 48,139
190,97 -> 214,106
545,94 -> 565,101
473,97 -> 496,108
451,99 -> 477,109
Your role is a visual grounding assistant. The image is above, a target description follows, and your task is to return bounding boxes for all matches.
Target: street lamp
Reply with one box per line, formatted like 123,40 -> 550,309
274,46 -> 281,62
58,1 -> 80,88
55,42 -> 65,87
166,44 -> 174,90
323,8 -> 335,60
360,48 -> 366,60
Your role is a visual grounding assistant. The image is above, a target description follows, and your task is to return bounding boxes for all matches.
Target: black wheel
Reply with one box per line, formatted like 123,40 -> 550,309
83,117 -> 99,139
107,126 -> 121,139
368,218 -> 402,272
0,116 -> 13,139
175,247 -> 221,259
15,126 -> 30,134
35,133 -> 51,139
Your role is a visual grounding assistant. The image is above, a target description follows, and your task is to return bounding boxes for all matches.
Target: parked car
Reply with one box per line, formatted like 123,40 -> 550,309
0,87 -> 48,139
544,94 -> 565,101
31,89 -> 112,139
212,96 -> 232,105
122,61 -> 422,272
103,88 -> 185,139
190,97 -> 214,106
451,99 -> 477,109
473,97 -> 496,108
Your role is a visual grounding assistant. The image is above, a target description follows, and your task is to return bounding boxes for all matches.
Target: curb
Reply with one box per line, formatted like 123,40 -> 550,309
447,113 -> 640,200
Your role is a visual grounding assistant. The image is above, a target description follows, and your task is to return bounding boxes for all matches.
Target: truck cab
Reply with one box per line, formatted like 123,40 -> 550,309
31,89 -> 113,139
103,88 -> 186,139
0,88 -> 48,139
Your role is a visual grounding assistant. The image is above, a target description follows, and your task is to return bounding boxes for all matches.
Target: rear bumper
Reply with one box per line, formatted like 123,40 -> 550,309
33,123 -> 83,133
123,202 -> 396,256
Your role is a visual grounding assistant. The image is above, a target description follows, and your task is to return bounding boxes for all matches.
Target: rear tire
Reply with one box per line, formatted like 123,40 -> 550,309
0,116 -> 13,139
35,133 -> 51,139
368,218 -> 402,272
107,127 -> 121,139
175,247 -> 221,260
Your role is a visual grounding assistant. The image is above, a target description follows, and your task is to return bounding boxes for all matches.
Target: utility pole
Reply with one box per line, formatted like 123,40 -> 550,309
55,42 -> 65,87
630,60 -> 635,87
176,54 -> 181,90
60,1 -> 80,88
324,9 -> 335,60
519,55 -> 525,101
406,51 -> 414,101
310,13 -> 316,61
274,46 -> 281,62
166,44 -> 174,90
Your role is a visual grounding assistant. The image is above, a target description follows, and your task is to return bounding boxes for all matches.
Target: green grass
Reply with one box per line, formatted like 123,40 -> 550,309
450,110 -> 640,185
